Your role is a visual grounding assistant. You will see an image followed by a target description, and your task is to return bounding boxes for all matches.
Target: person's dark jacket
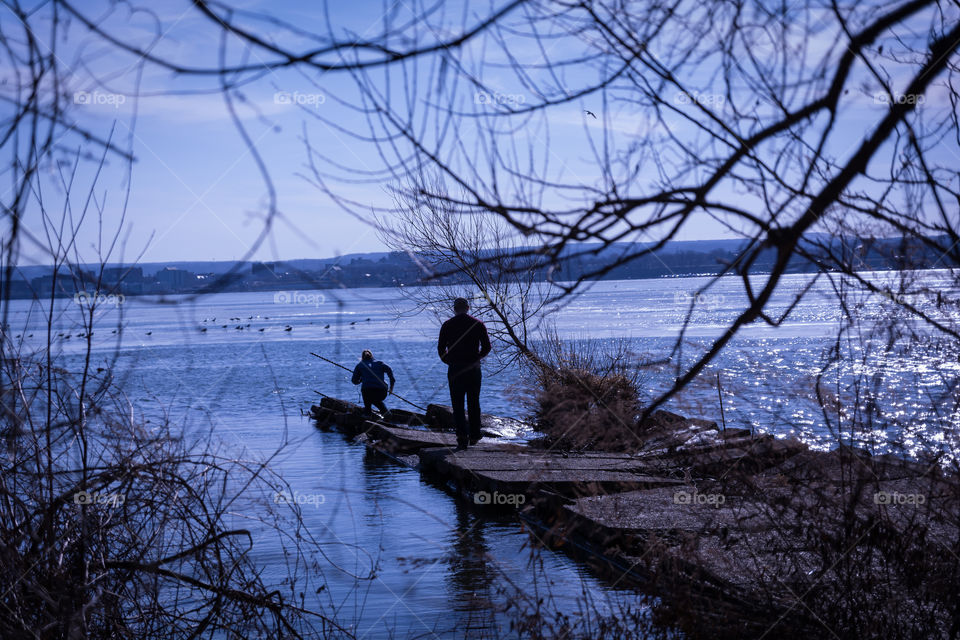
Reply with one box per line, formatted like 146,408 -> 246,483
351,360 -> 395,390
438,313 -> 491,369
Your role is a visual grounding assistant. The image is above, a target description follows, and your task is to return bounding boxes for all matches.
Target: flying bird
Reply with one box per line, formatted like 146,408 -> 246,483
585,110 -> 597,119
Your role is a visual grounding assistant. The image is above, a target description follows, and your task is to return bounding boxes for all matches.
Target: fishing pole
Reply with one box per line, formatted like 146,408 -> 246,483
310,352 -> 429,412
310,351 -> 353,374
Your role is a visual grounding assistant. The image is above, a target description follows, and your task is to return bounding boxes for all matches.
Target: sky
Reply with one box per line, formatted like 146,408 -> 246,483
4,0 -> 957,267
28,1 -> 402,265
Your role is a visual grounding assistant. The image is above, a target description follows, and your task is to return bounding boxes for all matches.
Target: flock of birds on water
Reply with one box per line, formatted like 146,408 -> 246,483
194,316 -> 373,335
12,316 -> 374,341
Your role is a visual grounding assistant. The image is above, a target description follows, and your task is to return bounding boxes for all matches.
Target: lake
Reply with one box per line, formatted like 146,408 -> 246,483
6,271 -> 957,636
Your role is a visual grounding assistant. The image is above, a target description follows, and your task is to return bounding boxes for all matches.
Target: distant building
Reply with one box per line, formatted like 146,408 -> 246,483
252,262 -> 282,278
102,266 -> 145,294
30,275 -> 58,296
103,266 -> 144,283
155,267 -> 194,288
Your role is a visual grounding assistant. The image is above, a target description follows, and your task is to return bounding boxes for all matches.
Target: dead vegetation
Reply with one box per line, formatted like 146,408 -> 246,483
522,335 -> 648,452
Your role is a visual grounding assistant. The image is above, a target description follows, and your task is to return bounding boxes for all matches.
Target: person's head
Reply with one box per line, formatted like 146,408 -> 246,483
453,297 -> 469,314
361,349 -> 373,361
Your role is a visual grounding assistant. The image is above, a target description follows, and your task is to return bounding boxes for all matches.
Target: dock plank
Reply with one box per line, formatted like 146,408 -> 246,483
365,421 -> 459,452
418,446 -> 681,498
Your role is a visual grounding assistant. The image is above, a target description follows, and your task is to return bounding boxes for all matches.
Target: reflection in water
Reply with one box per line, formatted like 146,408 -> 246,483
361,447 -> 502,634
447,507 -> 497,634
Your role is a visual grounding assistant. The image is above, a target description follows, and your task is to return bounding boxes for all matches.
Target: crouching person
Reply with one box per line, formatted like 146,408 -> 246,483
351,349 -> 395,416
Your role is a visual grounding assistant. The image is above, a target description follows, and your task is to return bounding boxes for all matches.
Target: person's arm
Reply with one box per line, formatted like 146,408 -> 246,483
351,363 -> 362,385
437,323 -> 449,363
478,321 -> 492,360
384,363 -> 395,392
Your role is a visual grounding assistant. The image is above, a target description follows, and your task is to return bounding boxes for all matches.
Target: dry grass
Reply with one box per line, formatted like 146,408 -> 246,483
522,334 -> 648,451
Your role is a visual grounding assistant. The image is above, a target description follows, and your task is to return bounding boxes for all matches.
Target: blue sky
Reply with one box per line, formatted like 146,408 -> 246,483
7,0 -> 957,266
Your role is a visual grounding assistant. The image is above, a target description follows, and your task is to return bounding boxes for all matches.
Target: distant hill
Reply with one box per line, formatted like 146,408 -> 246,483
11,251 -> 396,280
7,234 -> 953,298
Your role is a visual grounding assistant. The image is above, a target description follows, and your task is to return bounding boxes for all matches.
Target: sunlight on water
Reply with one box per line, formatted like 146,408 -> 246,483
6,271 -> 957,634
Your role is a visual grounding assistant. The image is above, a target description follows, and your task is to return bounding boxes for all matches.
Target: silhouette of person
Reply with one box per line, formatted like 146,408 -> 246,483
438,298 -> 491,450
351,349 -> 395,416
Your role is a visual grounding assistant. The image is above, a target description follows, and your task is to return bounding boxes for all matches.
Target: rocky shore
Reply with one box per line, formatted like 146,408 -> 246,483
309,396 -> 959,638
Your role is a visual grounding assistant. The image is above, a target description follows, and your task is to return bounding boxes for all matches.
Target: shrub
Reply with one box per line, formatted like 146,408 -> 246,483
523,334 -> 645,451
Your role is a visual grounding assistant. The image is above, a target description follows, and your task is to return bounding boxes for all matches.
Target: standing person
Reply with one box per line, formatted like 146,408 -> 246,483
351,350 -> 395,416
438,297 -> 491,450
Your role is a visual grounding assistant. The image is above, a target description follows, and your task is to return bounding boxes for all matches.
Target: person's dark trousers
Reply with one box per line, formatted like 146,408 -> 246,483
361,387 -> 388,414
448,365 -> 482,446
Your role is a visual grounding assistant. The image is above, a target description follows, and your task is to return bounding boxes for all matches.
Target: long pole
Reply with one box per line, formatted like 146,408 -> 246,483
310,352 -> 428,412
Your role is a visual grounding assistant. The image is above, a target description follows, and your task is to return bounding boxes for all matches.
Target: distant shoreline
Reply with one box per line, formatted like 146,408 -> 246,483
6,234 -> 952,301
6,264 -> 951,305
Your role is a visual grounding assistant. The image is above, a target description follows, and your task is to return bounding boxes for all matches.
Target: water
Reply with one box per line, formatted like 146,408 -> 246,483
5,271 -> 958,636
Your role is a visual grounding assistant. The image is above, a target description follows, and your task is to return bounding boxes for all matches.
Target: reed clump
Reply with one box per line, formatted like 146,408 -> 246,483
523,335 -> 646,451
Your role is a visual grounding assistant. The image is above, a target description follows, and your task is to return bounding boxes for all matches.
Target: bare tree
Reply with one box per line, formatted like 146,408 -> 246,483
380,177 -> 556,369
5,1 -> 960,637
296,0 -> 960,418
0,167 -> 345,637
0,6 -> 361,636
16,0 -> 955,419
